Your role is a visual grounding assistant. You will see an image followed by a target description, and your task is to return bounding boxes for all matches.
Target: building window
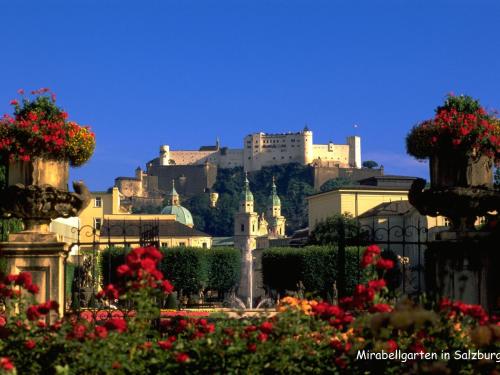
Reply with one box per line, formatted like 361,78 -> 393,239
202,242 -> 207,248
94,218 -> 102,230
241,224 -> 244,232
179,242 -> 186,247
94,196 -> 102,208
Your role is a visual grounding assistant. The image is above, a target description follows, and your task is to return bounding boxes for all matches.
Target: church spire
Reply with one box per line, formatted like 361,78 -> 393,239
268,176 -> 281,208
167,179 -> 180,206
240,172 -> 254,213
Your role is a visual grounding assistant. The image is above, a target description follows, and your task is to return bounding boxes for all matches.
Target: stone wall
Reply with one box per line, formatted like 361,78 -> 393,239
313,164 -> 384,190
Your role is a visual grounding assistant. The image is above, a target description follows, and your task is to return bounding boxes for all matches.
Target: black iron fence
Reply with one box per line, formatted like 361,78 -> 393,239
338,217 -> 436,297
66,219 -> 160,318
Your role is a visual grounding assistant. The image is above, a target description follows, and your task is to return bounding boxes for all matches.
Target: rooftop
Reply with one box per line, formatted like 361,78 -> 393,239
100,219 -> 210,238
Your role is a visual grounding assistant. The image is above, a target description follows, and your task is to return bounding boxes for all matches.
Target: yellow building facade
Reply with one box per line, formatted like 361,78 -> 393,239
77,188 -> 212,249
307,186 -> 410,230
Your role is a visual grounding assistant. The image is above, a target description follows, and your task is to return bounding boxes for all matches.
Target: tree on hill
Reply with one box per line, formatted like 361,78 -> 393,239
319,177 -> 357,192
362,160 -> 379,169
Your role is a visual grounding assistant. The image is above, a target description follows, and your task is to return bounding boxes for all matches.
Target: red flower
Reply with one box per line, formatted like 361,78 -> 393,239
27,284 -> 39,295
0,357 -> 14,371
247,343 -> 257,353
9,100 -> 18,106
361,254 -> 374,268
175,353 -> 190,363
116,264 -> 131,277
112,362 -> 121,369
24,339 -> 36,350
95,326 -> 108,339
366,245 -> 381,255
367,279 -> 386,290
376,259 -> 394,270
257,333 -> 268,342
158,340 -> 173,350
105,318 -> 127,333
260,321 -> 273,333
140,258 -> 156,273
386,339 -> 398,353
369,303 -> 392,313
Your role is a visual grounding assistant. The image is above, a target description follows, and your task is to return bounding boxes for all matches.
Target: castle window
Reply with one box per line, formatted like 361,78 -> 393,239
94,197 -> 102,208
241,224 -> 245,232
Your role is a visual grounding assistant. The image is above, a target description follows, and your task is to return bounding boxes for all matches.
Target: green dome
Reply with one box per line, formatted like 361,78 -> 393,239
161,205 -> 194,226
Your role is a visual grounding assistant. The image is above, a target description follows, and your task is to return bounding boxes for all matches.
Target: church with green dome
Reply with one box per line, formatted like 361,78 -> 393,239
160,181 -> 194,227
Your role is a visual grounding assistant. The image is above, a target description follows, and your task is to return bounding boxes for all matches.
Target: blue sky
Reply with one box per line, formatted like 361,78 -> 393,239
1,0 -> 499,190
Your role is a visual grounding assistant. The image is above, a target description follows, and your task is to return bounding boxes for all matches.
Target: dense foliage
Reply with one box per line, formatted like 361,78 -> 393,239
309,213 -> 364,245
319,177 -> 357,192
262,246 -> 365,298
2,245 -> 499,374
406,94 -> 500,163
0,89 -> 95,166
182,163 -> 314,236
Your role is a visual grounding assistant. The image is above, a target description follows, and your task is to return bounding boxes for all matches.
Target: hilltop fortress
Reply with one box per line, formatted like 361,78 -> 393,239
158,127 -> 361,171
115,128 -> 381,206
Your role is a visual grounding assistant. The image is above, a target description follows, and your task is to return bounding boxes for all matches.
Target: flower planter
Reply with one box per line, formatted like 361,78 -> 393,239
7,158 -> 69,191
429,153 -> 493,189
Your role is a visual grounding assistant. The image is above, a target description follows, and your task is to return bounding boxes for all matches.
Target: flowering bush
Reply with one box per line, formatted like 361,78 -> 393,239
406,94 -> 500,164
0,88 -> 95,166
1,245 -> 499,374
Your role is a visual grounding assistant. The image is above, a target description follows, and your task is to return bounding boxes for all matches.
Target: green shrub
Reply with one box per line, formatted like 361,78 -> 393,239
262,246 -> 362,298
159,247 -> 209,297
206,247 -> 240,296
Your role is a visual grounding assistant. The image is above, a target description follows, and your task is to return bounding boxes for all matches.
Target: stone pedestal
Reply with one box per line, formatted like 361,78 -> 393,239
425,231 -> 500,313
0,239 -> 69,317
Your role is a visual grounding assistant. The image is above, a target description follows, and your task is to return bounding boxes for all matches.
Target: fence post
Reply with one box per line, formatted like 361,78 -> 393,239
337,219 -> 346,298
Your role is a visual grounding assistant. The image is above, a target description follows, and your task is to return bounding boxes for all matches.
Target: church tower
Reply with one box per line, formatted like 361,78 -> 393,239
234,173 -> 259,247
267,177 -> 286,238
234,173 -> 259,307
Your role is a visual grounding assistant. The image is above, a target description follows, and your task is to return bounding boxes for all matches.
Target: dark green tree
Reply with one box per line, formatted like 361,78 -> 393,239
309,214 -> 361,245
319,177 -> 356,192
362,160 -> 379,169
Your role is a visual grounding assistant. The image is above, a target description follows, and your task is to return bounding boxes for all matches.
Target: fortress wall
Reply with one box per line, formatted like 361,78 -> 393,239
218,149 -> 244,168
169,150 -> 216,165
312,144 -> 350,165
147,164 -> 217,197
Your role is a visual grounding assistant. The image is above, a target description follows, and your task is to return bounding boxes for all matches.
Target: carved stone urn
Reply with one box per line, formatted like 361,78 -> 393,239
429,152 -> 493,189
409,152 -> 499,232
0,158 -> 91,242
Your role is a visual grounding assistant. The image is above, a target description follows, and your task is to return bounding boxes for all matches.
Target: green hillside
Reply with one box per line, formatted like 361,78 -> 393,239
182,163 -> 314,236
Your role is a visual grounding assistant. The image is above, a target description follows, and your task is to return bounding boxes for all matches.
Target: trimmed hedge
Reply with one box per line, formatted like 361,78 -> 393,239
262,246 -> 363,298
99,246 -> 241,298
207,247 -> 240,295
160,247 -> 209,297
